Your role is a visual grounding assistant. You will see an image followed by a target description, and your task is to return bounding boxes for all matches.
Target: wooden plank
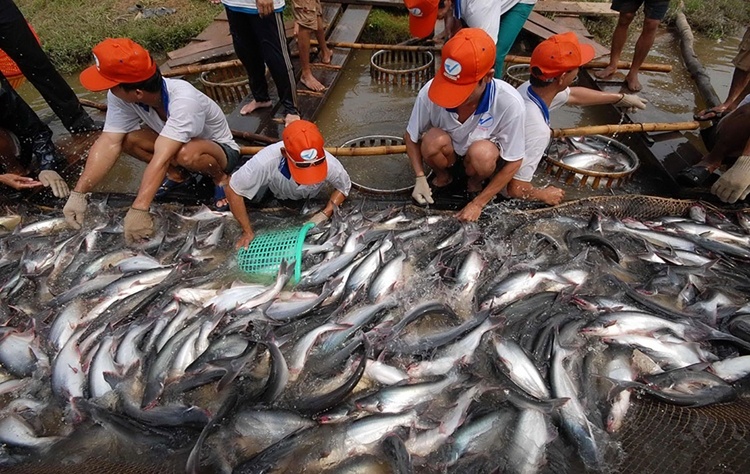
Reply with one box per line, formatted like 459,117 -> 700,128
322,0 -> 402,7
194,19 -> 230,42
168,35 -> 234,61
534,1 -> 618,17
524,12 -> 609,58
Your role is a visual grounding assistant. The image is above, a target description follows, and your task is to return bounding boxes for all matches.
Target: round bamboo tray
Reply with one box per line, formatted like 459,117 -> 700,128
199,65 -> 250,105
502,64 -> 530,88
370,49 -> 434,89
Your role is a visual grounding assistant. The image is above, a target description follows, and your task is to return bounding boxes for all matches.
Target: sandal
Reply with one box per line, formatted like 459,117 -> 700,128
676,165 -> 712,187
213,185 -> 230,212
155,174 -> 193,199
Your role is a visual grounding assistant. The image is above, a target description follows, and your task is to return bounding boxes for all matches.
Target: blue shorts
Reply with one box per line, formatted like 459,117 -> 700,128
612,0 -> 670,20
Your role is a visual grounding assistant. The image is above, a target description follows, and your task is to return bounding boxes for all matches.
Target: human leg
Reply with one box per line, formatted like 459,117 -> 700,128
595,4 -> 638,79
294,0 -> 327,92
624,17 -> 659,92
316,16 -> 333,64
0,9 -> 94,134
494,2 -> 534,78
464,140 -> 500,193
419,128 -> 456,187
256,12 -> 300,118
225,8 -> 273,115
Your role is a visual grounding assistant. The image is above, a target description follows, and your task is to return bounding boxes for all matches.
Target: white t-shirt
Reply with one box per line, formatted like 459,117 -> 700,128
103,78 -> 239,151
406,78 -> 526,161
229,141 -> 352,200
221,0 -> 285,14
453,0 -> 537,43
514,81 -> 570,182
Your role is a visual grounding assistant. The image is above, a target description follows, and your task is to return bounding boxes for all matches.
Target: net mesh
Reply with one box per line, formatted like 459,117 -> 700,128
236,223 -> 313,283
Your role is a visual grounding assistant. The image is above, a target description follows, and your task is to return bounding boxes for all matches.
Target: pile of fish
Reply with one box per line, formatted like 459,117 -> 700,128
1,199 -> 749,473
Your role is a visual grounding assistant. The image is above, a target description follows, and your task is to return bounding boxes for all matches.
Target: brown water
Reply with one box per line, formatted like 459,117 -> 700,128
13,28 -> 744,197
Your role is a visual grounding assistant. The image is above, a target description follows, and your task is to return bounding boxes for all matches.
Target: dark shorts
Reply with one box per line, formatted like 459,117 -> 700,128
612,0 -> 670,20
216,141 -> 241,174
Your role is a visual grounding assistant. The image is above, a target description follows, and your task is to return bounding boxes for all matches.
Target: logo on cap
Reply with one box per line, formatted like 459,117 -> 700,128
300,148 -> 319,161
443,58 -> 462,81
94,54 -> 101,70
409,7 -> 423,16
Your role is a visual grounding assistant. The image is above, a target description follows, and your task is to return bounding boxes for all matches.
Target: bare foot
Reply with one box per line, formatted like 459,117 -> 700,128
594,64 -> 618,79
285,114 -> 301,127
240,100 -> 272,115
625,73 -> 642,92
321,47 -> 333,65
431,173 -> 453,188
300,73 -> 327,92
466,179 -> 484,193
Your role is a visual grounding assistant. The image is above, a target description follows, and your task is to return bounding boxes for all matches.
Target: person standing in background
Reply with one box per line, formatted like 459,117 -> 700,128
220,0 -> 301,125
404,0 -> 537,77
594,0 -> 671,92
0,0 -> 99,134
293,0 -> 333,92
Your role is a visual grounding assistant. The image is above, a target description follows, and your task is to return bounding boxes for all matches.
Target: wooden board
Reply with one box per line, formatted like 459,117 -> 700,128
524,12 -> 609,58
534,1 -> 618,17
555,16 -> 594,39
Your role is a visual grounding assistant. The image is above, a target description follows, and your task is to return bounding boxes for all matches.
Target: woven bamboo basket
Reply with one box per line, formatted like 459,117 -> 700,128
199,65 -> 250,105
370,49 -> 434,89
502,64 -> 530,88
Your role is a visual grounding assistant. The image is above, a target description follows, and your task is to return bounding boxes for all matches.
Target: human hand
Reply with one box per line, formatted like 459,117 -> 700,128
38,170 -> 70,198
711,155 -> 750,203
0,174 -> 42,190
540,186 -> 565,206
124,207 -> 154,244
412,175 -> 434,205
257,0 -> 273,16
615,94 -> 648,113
236,231 -> 255,250
455,201 -> 483,222
63,191 -> 88,229
307,211 -> 328,227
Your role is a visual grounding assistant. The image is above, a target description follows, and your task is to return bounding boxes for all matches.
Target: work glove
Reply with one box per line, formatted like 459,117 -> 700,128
711,155 -> 750,203
63,191 -> 88,229
124,207 -> 154,244
614,94 -> 648,113
307,211 -> 328,227
37,170 -> 70,198
412,175 -> 434,205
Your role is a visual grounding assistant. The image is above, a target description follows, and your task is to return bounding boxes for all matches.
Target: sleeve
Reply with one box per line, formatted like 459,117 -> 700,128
493,98 -> 526,162
159,96 -> 206,144
229,149 -> 275,200
324,154 -> 352,196
405,85 -> 433,144
102,92 -> 142,134
549,87 -> 571,111
514,109 -> 551,182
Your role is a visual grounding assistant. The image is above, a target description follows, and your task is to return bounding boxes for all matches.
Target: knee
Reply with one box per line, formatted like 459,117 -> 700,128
421,128 -> 452,155
467,141 -> 500,168
175,145 -> 199,168
618,13 -> 635,27
642,19 -> 660,34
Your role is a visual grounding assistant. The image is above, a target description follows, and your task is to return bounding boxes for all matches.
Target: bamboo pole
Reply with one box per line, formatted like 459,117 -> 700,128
162,59 -> 243,78
551,121 -> 700,138
79,98 -> 107,111
239,144 -> 409,156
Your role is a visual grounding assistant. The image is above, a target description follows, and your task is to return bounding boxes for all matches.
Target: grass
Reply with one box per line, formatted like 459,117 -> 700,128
16,0 -> 222,73
359,8 -> 411,45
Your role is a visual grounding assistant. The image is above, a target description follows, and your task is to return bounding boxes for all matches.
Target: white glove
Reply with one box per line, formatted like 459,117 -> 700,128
711,155 -> 750,203
615,94 -> 648,113
412,175 -> 434,205
38,170 -> 70,198
307,211 -> 328,227
63,191 -> 88,229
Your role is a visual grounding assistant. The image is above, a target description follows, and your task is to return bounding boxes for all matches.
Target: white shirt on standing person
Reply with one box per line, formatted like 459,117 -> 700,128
229,141 -> 351,201
406,77 -> 526,160
104,77 -> 239,152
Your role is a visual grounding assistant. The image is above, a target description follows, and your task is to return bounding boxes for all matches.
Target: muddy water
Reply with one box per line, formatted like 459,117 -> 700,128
13,28 -> 743,197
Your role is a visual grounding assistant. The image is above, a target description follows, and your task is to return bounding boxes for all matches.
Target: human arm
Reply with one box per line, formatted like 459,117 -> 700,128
72,132 -> 125,193
567,87 -> 647,110
405,131 -> 434,205
225,181 -> 255,249
131,136 -> 183,211
456,159 -> 522,221
257,0 -> 273,17
309,189 -> 346,225
0,174 -> 42,190
506,178 -> 564,206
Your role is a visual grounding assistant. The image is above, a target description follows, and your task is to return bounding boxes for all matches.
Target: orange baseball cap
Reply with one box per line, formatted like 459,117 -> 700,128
428,28 -> 496,109
282,120 -> 328,186
530,32 -> 596,81
404,0 -> 439,39
80,38 -> 158,91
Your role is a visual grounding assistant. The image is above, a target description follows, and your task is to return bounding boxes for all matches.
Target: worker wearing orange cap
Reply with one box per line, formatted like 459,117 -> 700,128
226,120 -> 351,248
63,38 -> 240,244
405,28 -> 526,221
508,32 -> 646,206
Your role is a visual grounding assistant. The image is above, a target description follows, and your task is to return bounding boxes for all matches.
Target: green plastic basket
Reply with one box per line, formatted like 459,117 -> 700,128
237,223 -> 314,283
